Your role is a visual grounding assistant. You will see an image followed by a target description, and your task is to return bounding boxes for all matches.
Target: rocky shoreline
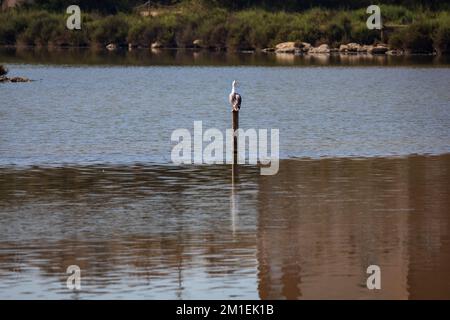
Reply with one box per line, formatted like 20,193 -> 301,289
1,42 -> 439,56
0,65 -> 32,83
256,41 -> 402,56
99,40 -> 433,56
0,76 -> 32,83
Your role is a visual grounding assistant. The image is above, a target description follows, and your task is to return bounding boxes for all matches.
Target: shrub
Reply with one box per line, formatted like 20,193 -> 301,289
89,15 -> 130,45
205,23 -> 228,49
380,5 -> 414,25
226,19 -> 254,50
127,21 -> 147,45
388,30 -> 405,49
0,12 -> 29,45
402,21 -> 435,53
434,24 -> 450,54
327,14 -> 353,44
51,23 -> 90,47
15,11 -> 61,46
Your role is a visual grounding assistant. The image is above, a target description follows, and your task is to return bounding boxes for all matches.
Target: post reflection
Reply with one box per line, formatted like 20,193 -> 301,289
0,155 -> 449,298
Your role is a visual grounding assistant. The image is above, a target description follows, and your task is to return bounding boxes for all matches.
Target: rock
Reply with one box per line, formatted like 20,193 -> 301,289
339,44 -> 348,52
340,44 -> 373,53
9,77 -> 31,82
369,45 -> 389,55
275,41 -> 298,53
309,44 -> 330,54
347,43 -> 361,52
299,42 -> 312,53
151,41 -> 163,49
274,41 -> 311,54
106,43 -> 117,51
358,45 -> 373,53
0,66 -> 32,83
386,49 -> 404,55
0,65 -> 8,76
192,39 -> 203,48
298,42 -> 313,53
0,76 -> 32,83
262,47 -> 276,52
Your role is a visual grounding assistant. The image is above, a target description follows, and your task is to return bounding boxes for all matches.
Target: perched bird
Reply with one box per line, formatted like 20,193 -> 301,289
229,80 -> 242,112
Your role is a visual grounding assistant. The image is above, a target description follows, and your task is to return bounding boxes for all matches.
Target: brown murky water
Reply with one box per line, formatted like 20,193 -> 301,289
0,155 -> 449,299
1,50 -> 449,299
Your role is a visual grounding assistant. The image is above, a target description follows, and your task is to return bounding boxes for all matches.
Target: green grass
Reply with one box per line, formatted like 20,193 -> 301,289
0,3 -> 449,53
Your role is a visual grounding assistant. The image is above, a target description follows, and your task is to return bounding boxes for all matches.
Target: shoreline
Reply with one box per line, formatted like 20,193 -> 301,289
0,44 -> 444,56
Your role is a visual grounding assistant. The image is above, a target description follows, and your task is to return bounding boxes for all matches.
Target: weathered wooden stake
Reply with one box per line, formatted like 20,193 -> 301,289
231,110 -> 238,230
232,110 -> 239,163
232,109 -> 239,179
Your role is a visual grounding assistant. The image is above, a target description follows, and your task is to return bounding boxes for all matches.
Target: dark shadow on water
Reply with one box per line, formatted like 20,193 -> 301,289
1,47 -> 450,67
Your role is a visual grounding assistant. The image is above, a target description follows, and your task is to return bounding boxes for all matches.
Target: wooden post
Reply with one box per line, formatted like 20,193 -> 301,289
231,110 -> 239,232
232,110 -> 239,164
232,110 -> 239,179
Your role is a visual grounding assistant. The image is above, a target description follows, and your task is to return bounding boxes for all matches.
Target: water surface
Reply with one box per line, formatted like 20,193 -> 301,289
1,62 -> 449,165
0,156 -> 449,299
0,50 -> 449,299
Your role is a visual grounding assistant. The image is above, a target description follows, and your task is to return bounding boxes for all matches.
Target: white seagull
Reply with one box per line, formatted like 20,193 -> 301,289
229,80 -> 242,112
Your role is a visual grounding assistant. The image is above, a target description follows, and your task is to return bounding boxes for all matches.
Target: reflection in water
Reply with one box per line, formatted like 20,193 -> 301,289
1,47 -> 450,67
0,165 -> 260,299
0,155 -> 449,299
257,155 -> 450,299
230,165 -> 239,235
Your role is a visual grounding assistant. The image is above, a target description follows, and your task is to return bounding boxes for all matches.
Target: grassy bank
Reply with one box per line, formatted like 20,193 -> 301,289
0,3 -> 449,54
